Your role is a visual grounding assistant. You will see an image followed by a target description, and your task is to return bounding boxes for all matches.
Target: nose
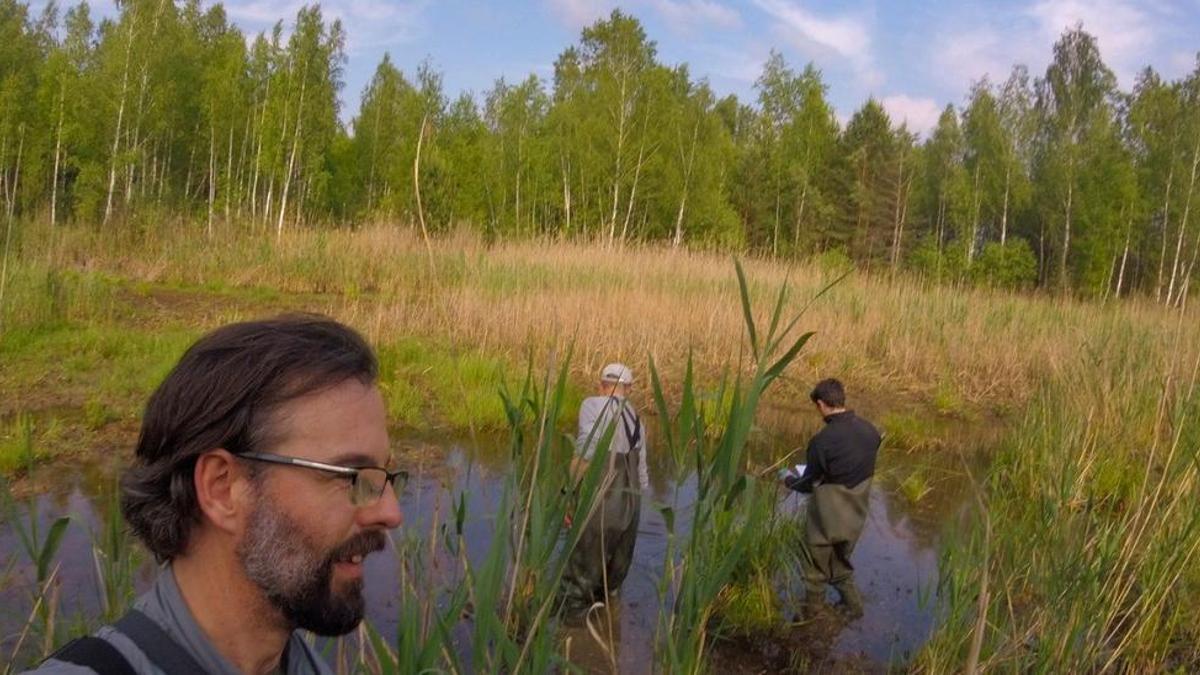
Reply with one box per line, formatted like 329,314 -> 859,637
358,489 -> 403,530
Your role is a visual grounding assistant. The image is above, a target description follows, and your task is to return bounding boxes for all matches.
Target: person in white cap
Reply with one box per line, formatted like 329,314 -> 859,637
560,362 -> 648,613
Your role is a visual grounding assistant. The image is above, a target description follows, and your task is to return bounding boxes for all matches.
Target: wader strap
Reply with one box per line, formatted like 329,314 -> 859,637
620,407 -> 641,451
48,637 -> 136,675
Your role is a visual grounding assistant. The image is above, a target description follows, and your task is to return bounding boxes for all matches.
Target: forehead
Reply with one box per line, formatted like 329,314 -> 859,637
267,379 -> 389,465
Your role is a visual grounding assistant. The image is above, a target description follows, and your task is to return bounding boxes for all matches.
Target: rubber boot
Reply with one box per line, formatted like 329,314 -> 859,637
798,582 -> 825,620
833,580 -> 864,619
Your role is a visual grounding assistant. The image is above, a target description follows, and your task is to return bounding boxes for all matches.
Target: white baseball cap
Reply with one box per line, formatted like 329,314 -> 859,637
600,363 -> 634,385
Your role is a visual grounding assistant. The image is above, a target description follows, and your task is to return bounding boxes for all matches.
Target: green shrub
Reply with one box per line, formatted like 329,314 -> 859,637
970,239 -> 1038,290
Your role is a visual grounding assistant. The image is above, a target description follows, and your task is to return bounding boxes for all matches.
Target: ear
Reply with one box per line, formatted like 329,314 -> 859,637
194,449 -> 255,536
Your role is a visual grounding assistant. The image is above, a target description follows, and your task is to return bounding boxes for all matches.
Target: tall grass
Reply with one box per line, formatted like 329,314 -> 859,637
11,219 -> 1196,417
919,316 -> 1200,671
0,477 -> 69,671
642,262 -> 824,671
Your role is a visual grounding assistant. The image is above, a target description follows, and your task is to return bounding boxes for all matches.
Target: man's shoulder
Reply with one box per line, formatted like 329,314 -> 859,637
579,396 -> 608,412
22,626 -> 159,675
25,629 -> 330,675
21,658 -> 98,675
21,660 -> 96,674
852,413 -> 882,439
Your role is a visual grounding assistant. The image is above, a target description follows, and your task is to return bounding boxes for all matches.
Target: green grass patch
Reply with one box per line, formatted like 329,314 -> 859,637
377,338 -> 568,432
879,411 -> 945,452
0,413 -> 67,475
931,381 -> 966,417
713,571 -> 782,636
2,322 -> 197,417
0,414 -> 38,474
899,468 -> 933,504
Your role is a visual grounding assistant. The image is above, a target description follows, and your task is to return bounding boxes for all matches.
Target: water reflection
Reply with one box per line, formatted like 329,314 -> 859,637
0,429 -> 974,672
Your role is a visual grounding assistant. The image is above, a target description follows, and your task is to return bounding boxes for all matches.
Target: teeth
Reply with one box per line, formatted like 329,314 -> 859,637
351,554 -> 363,564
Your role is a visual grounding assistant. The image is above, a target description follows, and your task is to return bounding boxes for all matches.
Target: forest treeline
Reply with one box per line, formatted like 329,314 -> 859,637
1,0 -> 1199,301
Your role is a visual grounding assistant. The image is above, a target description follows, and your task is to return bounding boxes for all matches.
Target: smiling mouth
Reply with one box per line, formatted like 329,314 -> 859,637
330,531 -> 387,570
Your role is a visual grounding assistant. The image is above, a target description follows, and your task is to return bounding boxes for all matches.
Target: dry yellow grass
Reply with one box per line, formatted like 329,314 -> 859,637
24,222 -> 1200,417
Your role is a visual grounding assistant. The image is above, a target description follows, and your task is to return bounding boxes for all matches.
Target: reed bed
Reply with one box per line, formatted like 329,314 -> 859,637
10,220 -> 1196,417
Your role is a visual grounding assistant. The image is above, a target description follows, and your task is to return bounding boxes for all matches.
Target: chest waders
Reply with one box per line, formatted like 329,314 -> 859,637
803,478 -> 871,617
561,407 -> 643,613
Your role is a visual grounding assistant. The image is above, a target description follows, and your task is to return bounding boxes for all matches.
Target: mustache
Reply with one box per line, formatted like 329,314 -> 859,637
327,529 -> 387,564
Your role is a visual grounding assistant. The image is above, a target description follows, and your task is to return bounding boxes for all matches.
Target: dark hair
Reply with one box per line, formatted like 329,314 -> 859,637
809,378 -> 846,408
120,314 -> 379,561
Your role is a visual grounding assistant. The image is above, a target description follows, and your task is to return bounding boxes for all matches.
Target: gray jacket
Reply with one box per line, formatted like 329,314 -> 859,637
26,565 -> 331,675
576,395 -> 649,492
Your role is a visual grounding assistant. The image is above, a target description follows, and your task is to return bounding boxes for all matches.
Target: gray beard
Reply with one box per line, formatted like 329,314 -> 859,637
237,496 -> 370,636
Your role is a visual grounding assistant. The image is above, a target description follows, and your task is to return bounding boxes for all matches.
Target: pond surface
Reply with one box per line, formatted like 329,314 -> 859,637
1,415 -> 981,673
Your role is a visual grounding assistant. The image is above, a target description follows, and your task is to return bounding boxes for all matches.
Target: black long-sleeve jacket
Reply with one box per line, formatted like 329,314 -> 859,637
784,410 -> 881,494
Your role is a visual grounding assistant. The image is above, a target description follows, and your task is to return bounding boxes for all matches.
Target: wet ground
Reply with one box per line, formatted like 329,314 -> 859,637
0,413 -> 984,673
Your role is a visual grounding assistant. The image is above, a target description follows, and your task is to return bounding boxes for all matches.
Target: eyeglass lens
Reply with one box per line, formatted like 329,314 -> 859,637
351,468 -> 405,505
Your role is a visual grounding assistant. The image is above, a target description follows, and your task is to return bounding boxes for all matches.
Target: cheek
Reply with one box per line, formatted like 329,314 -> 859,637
271,478 -> 357,544
311,500 -> 359,544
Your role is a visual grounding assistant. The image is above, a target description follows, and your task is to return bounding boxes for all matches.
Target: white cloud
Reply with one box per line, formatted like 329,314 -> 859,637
933,27 -> 1023,91
223,0 -> 304,25
544,0 -> 619,30
1025,0 -> 1155,85
648,0 -> 741,31
1171,49 -> 1198,75
224,0 -> 428,52
696,43 -> 768,84
545,0 -> 739,33
881,94 -> 942,136
928,0 -> 1184,95
752,0 -> 878,87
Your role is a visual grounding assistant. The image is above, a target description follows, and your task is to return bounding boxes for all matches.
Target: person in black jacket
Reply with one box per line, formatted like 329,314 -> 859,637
782,378 -> 880,619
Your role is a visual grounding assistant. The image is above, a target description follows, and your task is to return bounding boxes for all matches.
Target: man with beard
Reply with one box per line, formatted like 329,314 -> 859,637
29,315 -> 404,674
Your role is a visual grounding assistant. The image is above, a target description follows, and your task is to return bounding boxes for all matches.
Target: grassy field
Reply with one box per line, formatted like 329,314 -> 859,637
2,218 -> 1198,671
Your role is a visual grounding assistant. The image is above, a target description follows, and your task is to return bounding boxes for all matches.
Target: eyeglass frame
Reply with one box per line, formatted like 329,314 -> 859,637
236,451 -> 409,505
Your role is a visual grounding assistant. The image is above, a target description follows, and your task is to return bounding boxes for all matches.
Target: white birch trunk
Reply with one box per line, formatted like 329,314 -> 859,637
207,121 -> 216,237
1000,165 -> 1010,246
607,71 -> 630,245
1060,179 -> 1074,290
103,18 -> 136,226
1116,215 -> 1132,298
673,118 -> 700,248
1156,165 -> 1175,302
1166,140 -> 1199,306
620,129 -> 647,246
892,150 -> 909,268
50,82 -> 64,226
225,125 -> 234,224
277,71 -> 307,241
968,164 -> 981,263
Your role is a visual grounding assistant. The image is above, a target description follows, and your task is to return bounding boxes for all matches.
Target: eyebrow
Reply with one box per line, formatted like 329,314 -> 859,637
325,452 -> 383,468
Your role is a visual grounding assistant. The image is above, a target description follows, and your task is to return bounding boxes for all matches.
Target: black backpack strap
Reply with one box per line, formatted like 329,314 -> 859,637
620,405 -> 642,451
48,636 -> 137,675
114,610 -> 209,675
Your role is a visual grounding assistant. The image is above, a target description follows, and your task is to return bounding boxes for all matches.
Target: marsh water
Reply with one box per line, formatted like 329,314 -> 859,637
0,415 -> 982,673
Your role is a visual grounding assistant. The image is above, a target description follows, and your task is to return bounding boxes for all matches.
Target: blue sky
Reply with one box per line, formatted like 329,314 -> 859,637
39,0 -> 1200,136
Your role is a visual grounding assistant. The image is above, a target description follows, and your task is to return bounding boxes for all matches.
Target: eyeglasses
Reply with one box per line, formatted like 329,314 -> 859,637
238,452 -> 409,507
